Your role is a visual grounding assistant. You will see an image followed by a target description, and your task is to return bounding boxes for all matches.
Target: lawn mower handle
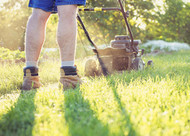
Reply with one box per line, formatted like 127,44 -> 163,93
77,14 -> 109,76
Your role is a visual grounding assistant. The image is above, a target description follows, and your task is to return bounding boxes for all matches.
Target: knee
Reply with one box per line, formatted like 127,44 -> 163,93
30,9 -> 50,23
58,5 -> 77,20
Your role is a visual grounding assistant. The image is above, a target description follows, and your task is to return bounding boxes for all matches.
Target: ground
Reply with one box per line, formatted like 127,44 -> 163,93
0,50 -> 190,136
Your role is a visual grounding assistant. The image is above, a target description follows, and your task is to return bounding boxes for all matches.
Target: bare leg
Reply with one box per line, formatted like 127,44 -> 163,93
57,5 -> 81,90
57,5 -> 78,65
25,9 -> 51,65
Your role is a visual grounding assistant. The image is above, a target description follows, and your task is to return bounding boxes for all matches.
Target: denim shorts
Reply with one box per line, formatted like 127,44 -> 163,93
29,0 -> 86,13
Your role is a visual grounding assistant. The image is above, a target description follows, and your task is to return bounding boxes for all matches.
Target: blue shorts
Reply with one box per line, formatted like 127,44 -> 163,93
29,0 -> 86,13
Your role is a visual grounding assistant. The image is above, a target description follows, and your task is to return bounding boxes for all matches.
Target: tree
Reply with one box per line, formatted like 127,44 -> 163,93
152,0 -> 190,44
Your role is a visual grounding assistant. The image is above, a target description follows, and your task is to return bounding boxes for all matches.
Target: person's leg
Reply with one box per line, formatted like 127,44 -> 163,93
57,5 -> 78,67
25,8 -> 51,67
57,5 -> 82,90
22,9 -> 51,90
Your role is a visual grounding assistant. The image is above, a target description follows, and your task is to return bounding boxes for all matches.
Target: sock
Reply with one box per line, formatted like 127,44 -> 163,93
26,61 -> 38,68
61,61 -> 74,67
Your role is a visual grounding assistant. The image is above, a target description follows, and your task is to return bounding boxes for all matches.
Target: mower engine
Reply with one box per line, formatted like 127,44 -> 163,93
85,35 -> 145,77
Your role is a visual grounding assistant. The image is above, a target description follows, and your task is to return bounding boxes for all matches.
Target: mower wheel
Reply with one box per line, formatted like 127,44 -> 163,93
85,58 -> 98,77
132,57 -> 145,70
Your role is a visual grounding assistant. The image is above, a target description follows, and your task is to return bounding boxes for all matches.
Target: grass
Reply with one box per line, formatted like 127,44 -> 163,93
0,50 -> 190,136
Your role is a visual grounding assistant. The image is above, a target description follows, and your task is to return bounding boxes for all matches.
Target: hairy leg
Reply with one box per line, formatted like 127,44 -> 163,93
25,9 -> 51,65
57,5 -> 78,65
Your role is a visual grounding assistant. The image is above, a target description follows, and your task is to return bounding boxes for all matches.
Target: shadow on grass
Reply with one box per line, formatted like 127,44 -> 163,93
108,78 -> 137,136
0,90 -> 36,136
64,88 -> 109,136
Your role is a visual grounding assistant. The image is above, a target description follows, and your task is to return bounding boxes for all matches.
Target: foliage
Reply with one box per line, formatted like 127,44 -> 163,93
0,50 -> 190,135
158,0 -> 190,43
0,47 -> 25,60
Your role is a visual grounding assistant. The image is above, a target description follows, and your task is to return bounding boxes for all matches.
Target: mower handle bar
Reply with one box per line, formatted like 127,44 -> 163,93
79,7 -> 121,12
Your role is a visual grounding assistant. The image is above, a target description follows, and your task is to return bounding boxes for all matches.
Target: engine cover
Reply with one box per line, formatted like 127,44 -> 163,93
110,35 -> 141,49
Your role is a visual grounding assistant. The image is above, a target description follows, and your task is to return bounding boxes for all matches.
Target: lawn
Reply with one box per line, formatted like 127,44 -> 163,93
0,50 -> 190,136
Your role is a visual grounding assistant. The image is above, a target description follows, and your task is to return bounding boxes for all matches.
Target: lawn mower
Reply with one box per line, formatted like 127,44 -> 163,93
77,0 -> 152,76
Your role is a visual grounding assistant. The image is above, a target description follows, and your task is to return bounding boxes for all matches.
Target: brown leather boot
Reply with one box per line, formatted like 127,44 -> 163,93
22,67 -> 41,90
59,66 -> 82,90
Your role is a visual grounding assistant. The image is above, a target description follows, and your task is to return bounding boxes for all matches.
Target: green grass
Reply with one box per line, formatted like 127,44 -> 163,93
0,50 -> 190,136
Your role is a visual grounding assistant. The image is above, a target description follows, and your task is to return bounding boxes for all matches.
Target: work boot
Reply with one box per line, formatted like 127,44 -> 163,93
59,66 -> 82,90
22,67 -> 41,90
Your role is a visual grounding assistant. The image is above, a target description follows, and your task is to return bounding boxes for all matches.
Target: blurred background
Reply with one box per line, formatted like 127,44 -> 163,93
0,0 -> 190,59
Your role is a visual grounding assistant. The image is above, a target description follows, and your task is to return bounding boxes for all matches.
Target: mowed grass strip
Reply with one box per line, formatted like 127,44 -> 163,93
0,50 -> 189,136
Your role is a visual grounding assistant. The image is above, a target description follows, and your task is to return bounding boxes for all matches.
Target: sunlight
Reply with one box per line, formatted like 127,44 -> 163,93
0,0 -> 8,4
0,0 -> 8,10
183,0 -> 190,3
